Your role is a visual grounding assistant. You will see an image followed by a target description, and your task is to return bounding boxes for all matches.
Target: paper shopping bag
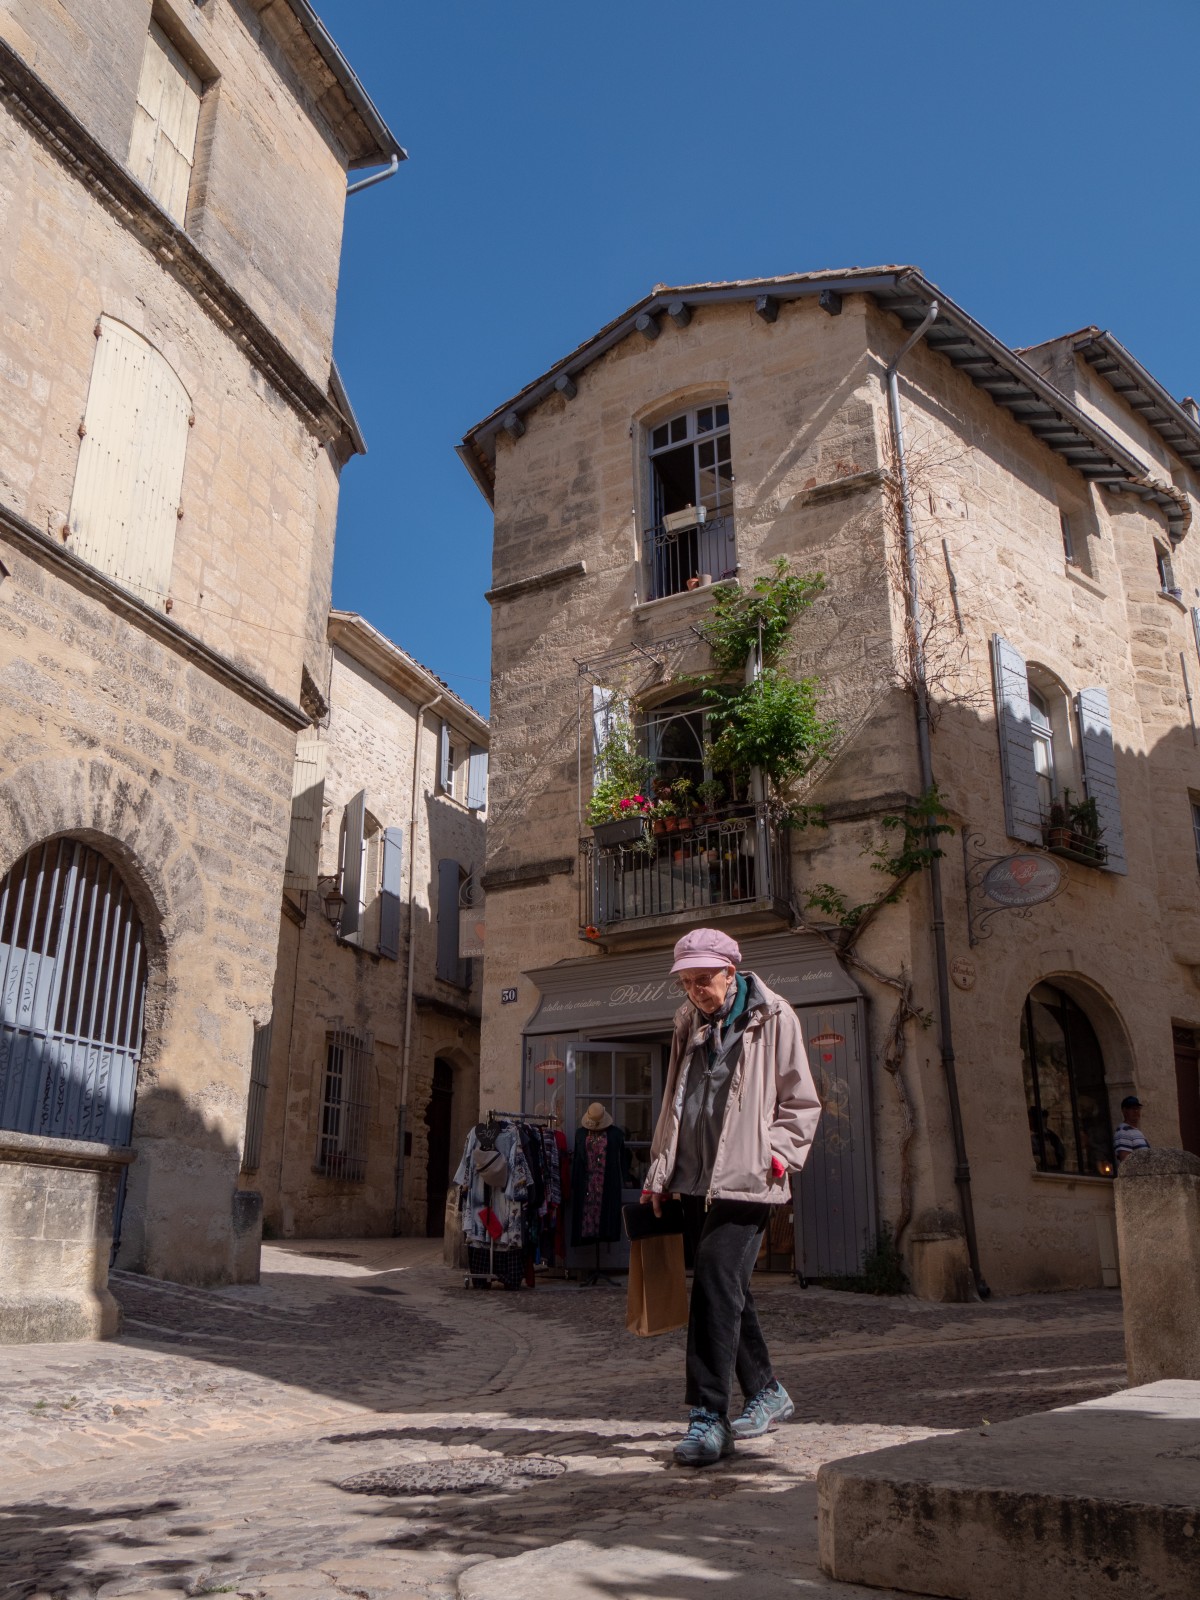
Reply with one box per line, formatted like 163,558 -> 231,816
626,1233 -> 689,1337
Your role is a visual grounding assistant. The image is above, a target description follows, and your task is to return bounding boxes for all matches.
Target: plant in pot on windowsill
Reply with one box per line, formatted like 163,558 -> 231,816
586,703 -> 657,849
1045,791 -> 1073,850
1067,794 -> 1106,862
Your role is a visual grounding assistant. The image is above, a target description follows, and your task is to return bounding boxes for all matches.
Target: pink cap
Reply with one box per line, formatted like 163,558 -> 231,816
670,927 -> 742,973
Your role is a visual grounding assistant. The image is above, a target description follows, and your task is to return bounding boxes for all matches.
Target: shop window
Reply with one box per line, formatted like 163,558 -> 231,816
129,20 -> 204,225
68,316 -> 191,601
316,1028 -> 372,1182
1021,983 -> 1115,1177
644,402 -> 737,600
571,1046 -> 653,1187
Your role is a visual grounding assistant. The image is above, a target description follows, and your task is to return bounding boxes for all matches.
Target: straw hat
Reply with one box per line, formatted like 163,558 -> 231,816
580,1101 -> 613,1131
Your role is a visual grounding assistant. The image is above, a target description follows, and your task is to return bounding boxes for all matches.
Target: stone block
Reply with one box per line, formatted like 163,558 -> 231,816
908,1207 -> 974,1303
231,1188 -> 262,1284
1115,1148 -> 1200,1384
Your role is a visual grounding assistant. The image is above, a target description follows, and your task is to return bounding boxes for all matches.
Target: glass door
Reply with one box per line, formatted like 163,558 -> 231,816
564,1040 -> 663,1271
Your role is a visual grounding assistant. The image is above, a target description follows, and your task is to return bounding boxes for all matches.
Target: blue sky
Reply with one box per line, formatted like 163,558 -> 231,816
322,0 -> 1200,715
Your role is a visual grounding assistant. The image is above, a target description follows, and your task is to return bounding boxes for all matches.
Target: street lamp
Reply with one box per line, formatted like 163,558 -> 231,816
319,879 -> 345,930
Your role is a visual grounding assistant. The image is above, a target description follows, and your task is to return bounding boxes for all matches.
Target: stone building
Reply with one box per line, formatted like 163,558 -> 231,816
0,0 -> 402,1337
459,266 -> 1200,1297
244,610 -> 487,1242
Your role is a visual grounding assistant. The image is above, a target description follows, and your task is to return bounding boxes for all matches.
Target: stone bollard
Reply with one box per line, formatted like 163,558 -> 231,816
907,1207 -> 974,1302
230,1189 -> 263,1285
1113,1147 -> 1200,1384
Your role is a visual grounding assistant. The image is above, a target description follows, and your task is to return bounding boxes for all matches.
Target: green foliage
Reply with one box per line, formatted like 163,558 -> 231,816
804,788 -> 953,931
704,669 -> 836,798
818,1223 -> 909,1295
585,701 -> 656,825
699,558 -> 825,674
1068,794 -> 1103,840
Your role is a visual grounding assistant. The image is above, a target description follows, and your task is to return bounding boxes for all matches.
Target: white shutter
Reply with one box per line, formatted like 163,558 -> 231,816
69,317 -> 190,601
438,720 -> 452,793
990,634 -> 1042,844
592,686 -> 615,777
130,22 -> 201,225
283,730 -> 326,892
340,791 -> 366,944
1190,606 -> 1200,667
1077,687 -> 1127,875
466,745 -> 488,811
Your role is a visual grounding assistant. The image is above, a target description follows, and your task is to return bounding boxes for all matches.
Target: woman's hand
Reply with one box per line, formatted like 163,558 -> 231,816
771,1156 -> 787,1180
640,1189 -> 663,1217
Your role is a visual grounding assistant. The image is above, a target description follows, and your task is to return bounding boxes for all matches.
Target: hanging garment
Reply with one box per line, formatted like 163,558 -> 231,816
454,1123 -> 532,1249
571,1123 -> 625,1245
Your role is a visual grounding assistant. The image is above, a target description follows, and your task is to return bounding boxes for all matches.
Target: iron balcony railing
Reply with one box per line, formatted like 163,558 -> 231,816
582,805 -> 791,932
644,511 -> 737,600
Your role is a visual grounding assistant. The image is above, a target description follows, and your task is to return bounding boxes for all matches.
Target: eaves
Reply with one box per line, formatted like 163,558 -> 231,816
327,611 -> 488,742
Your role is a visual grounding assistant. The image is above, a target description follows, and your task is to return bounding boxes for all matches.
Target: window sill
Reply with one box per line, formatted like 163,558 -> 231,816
1063,562 -> 1105,598
1158,588 -> 1188,612
632,577 -> 738,620
1031,1170 -> 1114,1189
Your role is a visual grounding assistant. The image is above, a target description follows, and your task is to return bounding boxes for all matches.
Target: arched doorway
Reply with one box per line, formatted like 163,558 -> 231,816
0,839 -> 147,1146
1021,982 -> 1115,1178
424,1058 -> 455,1236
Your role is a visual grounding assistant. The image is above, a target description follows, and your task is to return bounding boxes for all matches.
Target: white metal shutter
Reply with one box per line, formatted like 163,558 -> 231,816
438,720 -> 452,793
436,859 -> 460,982
378,827 -> 403,960
990,634 -> 1042,844
466,745 -> 488,811
129,21 -> 202,225
1076,687 -> 1127,874
340,791 -> 366,944
283,730 -> 326,892
592,686 -> 615,776
69,317 -> 191,601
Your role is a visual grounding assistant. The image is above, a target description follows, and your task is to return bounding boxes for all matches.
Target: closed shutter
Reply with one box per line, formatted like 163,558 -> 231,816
990,634 -> 1042,844
438,719 -> 452,793
129,21 -> 202,225
592,686 -> 615,776
1077,687 -> 1127,874
241,1017 -> 273,1173
283,730 -> 326,892
69,317 -> 191,601
436,859 -> 460,982
378,827 -> 403,960
466,745 -> 488,811
340,791 -> 366,944
1191,606 -> 1200,667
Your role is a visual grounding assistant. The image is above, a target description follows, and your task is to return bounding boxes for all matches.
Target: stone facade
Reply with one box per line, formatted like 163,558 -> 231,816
462,269 -> 1200,1297
0,0 -> 400,1307
247,612 -> 487,1241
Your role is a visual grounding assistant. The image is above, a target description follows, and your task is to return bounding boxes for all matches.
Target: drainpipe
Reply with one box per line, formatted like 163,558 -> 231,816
393,692 -> 443,1234
885,304 -> 990,1299
347,154 -> 400,196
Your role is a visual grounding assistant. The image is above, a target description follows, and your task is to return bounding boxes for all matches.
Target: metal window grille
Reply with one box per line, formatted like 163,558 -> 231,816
316,1027 -> 372,1182
0,838 -> 146,1144
241,1017 -> 272,1173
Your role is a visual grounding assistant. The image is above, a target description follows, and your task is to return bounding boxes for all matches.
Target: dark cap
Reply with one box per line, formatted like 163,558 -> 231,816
1121,1095 -> 1143,1109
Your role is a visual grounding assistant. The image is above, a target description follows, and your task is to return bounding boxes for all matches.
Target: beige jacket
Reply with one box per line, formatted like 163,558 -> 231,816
643,974 -> 822,1205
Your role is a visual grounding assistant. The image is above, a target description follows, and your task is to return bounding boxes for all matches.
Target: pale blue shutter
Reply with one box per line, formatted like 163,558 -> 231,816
990,634 -> 1042,844
378,827 -> 403,960
592,687 -> 615,776
340,790 -> 365,943
1191,606 -> 1200,666
436,859 -> 460,982
1076,687 -> 1127,874
438,719 -> 452,792
467,745 -> 488,811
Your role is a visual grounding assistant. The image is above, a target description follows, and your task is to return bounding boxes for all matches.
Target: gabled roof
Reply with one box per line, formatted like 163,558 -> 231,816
328,611 -> 488,739
457,267 -> 1185,538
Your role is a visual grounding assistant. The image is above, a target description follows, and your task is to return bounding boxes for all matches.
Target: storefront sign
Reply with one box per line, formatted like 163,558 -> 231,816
808,1031 -> 845,1047
981,854 -> 1062,908
950,956 -> 976,991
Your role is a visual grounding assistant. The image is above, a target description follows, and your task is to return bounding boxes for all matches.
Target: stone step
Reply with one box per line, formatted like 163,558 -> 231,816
817,1380 -> 1200,1600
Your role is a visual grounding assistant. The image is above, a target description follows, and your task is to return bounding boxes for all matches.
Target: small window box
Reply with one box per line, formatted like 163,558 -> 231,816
662,504 -> 707,535
593,816 -> 648,849
1044,827 -> 1108,867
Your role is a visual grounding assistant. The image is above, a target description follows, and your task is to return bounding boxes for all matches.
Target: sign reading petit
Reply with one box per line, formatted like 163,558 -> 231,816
981,854 -> 1063,907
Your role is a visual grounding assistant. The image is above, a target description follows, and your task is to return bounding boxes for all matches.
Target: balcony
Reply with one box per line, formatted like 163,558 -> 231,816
644,511 -> 737,601
581,805 -> 792,944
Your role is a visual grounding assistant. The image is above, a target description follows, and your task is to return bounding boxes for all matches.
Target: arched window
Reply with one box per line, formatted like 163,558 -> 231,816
0,839 -> 147,1144
1021,983 -> 1115,1177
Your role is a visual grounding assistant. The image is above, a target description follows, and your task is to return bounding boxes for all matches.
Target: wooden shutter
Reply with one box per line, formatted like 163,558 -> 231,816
378,827 -> 403,960
340,791 -> 366,944
436,859 -> 460,982
990,634 -> 1042,844
1076,687 -> 1127,874
129,21 -> 202,225
592,686 -> 615,776
69,317 -> 191,600
283,730 -> 326,892
1191,607 -> 1200,667
438,719 -> 452,792
466,745 -> 488,811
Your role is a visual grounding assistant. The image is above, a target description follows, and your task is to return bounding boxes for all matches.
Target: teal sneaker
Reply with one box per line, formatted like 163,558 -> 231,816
673,1408 -> 735,1466
730,1380 -> 795,1438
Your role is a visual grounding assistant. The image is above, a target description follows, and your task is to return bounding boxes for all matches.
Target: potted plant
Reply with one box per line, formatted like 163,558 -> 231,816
1068,794 -> 1105,860
1045,791 -> 1072,850
672,778 -> 696,831
696,778 -> 726,821
586,701 -> 657,848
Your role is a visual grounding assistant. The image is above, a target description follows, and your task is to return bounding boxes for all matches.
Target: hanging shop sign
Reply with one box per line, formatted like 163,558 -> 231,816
963,832 -> 1066,946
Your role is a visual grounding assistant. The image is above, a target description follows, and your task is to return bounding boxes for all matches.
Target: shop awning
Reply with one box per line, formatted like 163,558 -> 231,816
522,931 -> 860,1036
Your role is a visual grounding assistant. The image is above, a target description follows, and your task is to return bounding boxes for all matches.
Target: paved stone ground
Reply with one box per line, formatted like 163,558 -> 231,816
0,1241 -> 1127,1599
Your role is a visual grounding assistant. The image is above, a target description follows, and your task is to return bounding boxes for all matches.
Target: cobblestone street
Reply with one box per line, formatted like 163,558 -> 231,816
0,1242 -> 1126,1600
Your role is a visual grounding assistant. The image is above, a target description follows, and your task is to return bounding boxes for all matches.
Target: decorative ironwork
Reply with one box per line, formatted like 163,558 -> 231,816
645,511 -> 737,600
962,829 -> 1066,946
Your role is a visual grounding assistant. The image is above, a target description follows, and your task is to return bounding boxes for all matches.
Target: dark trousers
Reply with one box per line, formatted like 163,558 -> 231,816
681,1195 -> 774,1416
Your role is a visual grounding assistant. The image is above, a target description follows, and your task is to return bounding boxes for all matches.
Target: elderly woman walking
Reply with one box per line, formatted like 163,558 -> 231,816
641,928 -> 822,1466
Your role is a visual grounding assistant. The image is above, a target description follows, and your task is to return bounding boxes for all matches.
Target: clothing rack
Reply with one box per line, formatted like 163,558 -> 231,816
461,1112 -> 560,1291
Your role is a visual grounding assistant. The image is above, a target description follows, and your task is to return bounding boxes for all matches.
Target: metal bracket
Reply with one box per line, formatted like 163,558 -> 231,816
962,828 -> 1066,947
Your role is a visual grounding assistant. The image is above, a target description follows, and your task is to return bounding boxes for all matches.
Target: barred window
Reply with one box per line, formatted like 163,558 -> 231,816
316,1027 -> 372,1182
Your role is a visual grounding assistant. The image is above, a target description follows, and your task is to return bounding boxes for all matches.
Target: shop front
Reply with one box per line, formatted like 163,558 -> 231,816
521,932 -> 876,1279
